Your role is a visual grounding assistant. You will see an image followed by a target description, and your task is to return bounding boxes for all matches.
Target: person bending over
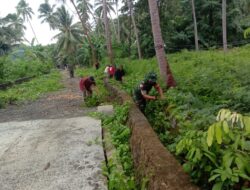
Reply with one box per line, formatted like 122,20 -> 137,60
133,72 -> 163,112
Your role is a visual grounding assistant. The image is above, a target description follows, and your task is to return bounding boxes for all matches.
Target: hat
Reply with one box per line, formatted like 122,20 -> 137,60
144,72 -> 157,83
89,76 -> 95,82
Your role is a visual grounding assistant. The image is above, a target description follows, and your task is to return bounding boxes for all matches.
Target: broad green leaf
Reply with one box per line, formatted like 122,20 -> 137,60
233,134 -> 241,150
207,124 -> 215,147
238,115 -> 244,129
215,123 -> 222,144
222,121 -> 229,134
212,182 -> 223,190
235,157 -> 244,171
222,152 -> 233,168
203,150 -> 218,166
243,117 -> 250,133
209,174 -> 220,182
242,141 -> 250,151
238,173 -> 250,180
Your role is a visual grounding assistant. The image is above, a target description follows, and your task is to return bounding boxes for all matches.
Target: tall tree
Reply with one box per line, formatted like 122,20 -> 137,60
222,0 -> 228,52
103,0 -> 114,64
147,0 -> 176,87
16,0 -> 39,44
95,0 -> 118,41
38,0 -> 56,29
58,0 -> 98,66
4,13 -> 26,44
191,0 -> 199,51
53,6 -> 82,63
127,0 -> 142,59
114,0 -> 121,42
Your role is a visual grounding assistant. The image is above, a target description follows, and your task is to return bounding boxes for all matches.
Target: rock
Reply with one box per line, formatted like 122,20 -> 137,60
97,105 -> 114,116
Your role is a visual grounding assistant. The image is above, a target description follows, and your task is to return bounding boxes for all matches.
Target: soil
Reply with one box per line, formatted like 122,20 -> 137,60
0,70 -> 96,122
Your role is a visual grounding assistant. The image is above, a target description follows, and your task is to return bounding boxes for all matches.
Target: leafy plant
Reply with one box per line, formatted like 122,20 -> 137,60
107,45 -> 250,189
101,103 -> 143,189
176,109 -> 250,189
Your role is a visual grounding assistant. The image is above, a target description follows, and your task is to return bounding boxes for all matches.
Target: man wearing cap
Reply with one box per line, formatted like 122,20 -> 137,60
79,76 -> 96,99
133,72 -> 163,112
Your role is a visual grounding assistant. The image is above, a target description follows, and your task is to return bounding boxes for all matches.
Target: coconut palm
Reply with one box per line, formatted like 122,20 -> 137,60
113,0 -> 120,42
147,0 -> 176,87
222,0 -> 227,52
58,0 -> 98,66
191,0 -> 199,51
76,0 -> 94,25
102,0 -> 114,64
38,0 -> 56,29
16,0 -> 39,44
95,0 -> 118,41
53,5 -> 83,57
0,13 -> 26,46
3,13 -> 26,43
127,0 -> 142,59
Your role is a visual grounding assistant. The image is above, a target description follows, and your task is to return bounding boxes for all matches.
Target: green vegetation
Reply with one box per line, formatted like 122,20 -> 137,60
176,109 -> 250,189
102,104 -> 137,189
0,44 -> 55,84
0,71 -> 62,108
76,67 -> 109,107
109,45 -> 250,189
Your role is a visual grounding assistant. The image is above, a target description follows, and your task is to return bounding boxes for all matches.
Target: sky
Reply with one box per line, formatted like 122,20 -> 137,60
0,0 -> 99,45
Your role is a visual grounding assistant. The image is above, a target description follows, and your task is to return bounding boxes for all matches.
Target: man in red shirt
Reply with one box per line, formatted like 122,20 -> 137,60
79,76 -> 96,99
108,64 -> 116,78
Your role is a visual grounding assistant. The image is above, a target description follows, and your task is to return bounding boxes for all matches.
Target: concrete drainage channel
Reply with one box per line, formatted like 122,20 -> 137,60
97,105 -> 115,182
103,79 -> 199,190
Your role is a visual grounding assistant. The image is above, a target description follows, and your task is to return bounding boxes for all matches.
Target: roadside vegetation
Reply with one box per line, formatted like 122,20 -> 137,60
109,45 -> 250,189
0,71 -> 62,108
102,104 -> 139,190
1,0 -> 250,189
0,45 -> 54,84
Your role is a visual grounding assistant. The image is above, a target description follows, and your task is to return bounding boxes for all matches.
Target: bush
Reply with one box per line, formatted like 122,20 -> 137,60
109,45 -> 250,189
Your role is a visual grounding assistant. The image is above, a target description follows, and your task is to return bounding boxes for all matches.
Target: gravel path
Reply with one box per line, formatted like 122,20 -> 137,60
0,71 -> 96,123
0,71 -> 107,190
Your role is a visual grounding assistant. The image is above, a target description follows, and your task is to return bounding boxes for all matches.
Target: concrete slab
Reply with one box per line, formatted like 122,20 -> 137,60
97,105 -> 114,116
0,117 -> 107,190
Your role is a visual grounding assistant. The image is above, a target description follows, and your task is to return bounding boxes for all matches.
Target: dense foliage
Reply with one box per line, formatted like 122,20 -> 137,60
117,0 -> 250,58
102,104 -> 138,189
0,45 -> 54,84
109,45 -> 250,189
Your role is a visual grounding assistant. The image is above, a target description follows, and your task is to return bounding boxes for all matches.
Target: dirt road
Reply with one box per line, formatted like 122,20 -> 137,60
0,71 -> 107,190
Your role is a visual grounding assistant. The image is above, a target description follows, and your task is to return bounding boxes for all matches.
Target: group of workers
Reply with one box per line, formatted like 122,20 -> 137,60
79,63 -> 163,112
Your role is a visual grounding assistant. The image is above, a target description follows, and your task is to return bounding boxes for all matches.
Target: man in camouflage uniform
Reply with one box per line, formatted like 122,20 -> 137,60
133,72 -> 163,112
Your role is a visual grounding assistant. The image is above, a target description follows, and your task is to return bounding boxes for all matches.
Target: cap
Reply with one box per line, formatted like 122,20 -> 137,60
89,76 -> 95,82
144,72 -> 157,83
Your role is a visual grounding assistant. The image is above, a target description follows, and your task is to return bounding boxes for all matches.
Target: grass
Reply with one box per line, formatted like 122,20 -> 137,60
0,56 -> 52,84
105,45 -> 250,189
0,70 -> 63,108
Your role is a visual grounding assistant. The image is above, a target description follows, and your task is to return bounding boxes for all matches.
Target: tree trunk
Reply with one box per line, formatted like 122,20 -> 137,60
116,0 -> 121,43
191,0 -> 199,51
28,19 -> 39,44
127,0 -> 142,59
70,0 -> 97,66
222,0 -> 227,52
147,0 -> 176,87
103,0 -> 113,65
108,11 -> 118,41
